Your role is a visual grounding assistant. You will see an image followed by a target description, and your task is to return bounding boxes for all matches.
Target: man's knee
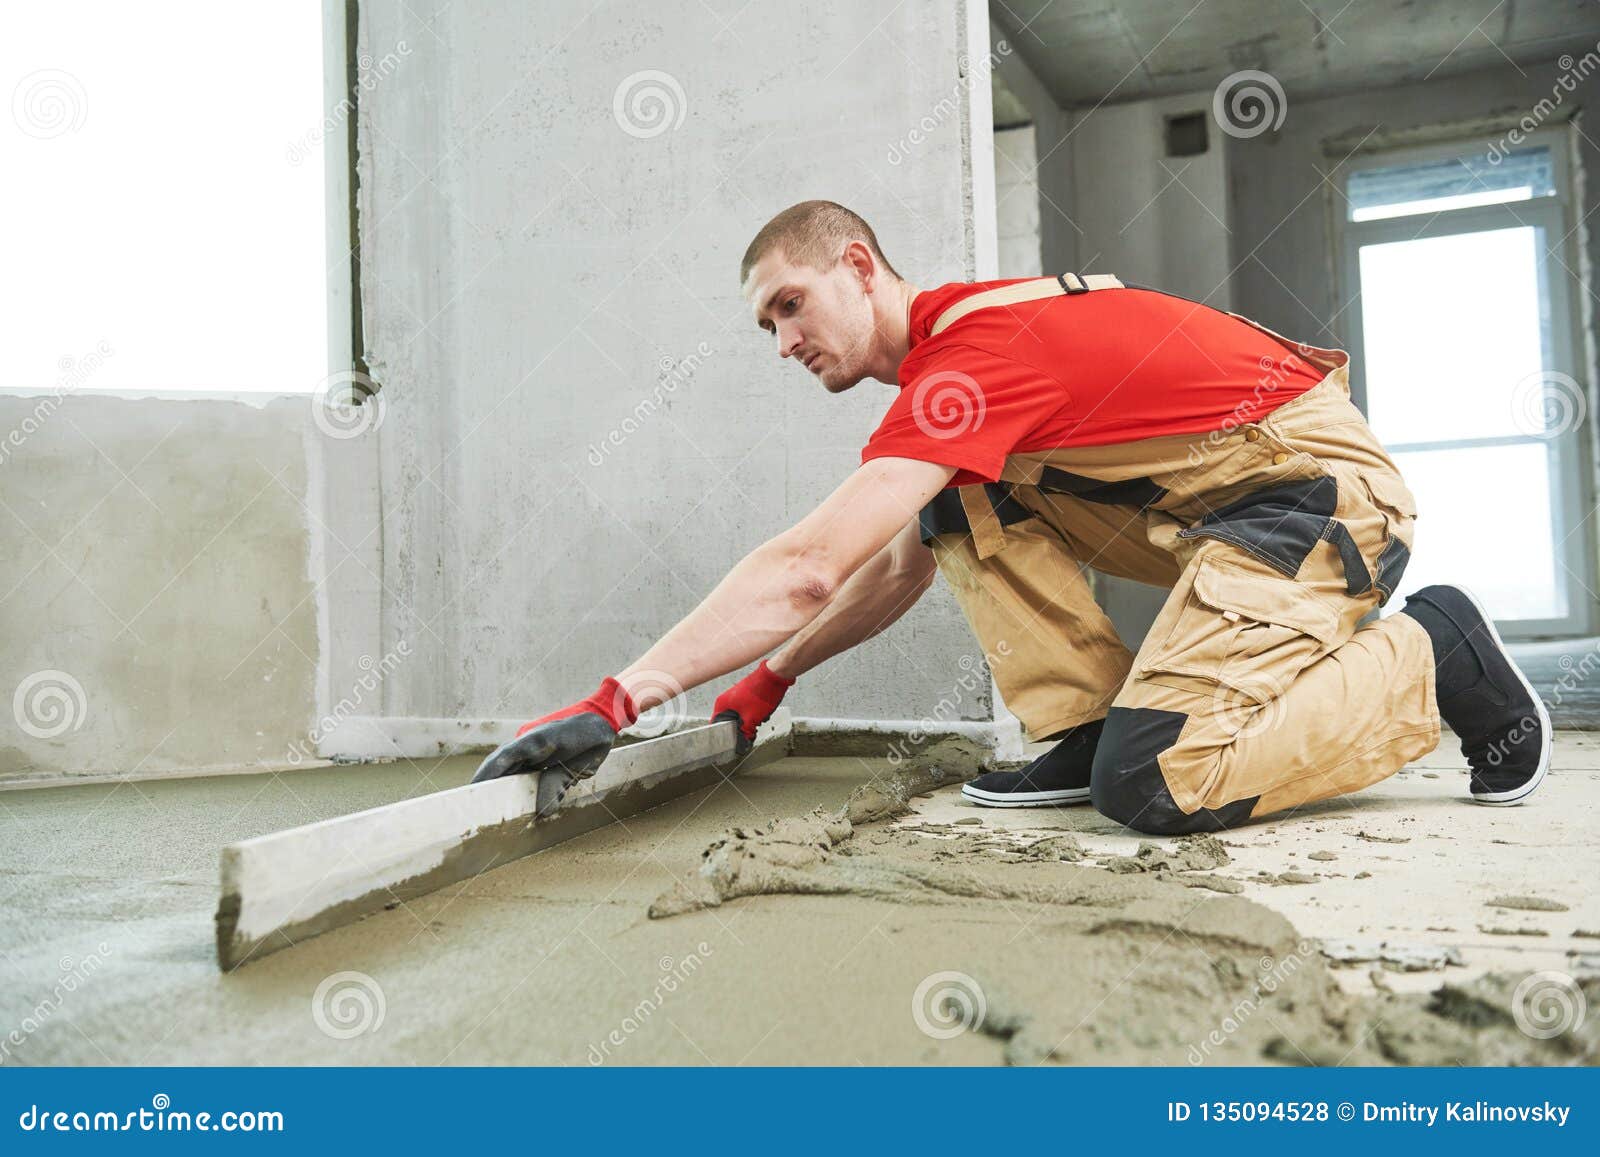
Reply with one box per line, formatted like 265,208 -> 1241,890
1090,706 -> 1257,835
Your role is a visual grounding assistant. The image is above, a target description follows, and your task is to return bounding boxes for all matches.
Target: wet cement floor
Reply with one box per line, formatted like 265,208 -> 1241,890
1,748 -> 1594,1065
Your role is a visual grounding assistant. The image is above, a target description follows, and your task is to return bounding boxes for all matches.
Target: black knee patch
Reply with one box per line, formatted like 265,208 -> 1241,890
1174,474 -> 1377,598
1090,706 -> 1260,835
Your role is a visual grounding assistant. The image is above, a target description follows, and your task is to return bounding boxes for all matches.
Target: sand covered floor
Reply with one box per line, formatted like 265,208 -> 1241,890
1,740 -> 1596,1066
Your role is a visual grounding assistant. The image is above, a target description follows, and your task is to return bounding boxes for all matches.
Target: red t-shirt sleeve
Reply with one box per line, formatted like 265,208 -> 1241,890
860,343 -> 1069,484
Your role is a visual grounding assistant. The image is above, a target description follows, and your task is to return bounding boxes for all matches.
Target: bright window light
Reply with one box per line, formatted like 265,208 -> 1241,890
2,1 -> 329,393
1351,186 -> 1533,221
1348,140 -> 1577,628
1358,225 -> 1547,444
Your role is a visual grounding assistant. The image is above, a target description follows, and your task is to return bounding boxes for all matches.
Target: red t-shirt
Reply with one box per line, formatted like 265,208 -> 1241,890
861,279 -> 1326,486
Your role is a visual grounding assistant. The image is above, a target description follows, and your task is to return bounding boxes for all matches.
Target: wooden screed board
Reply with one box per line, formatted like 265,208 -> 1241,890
215,712 -> 792,969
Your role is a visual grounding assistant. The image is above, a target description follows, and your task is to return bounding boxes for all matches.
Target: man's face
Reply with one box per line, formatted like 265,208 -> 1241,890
745,249 -> 877,393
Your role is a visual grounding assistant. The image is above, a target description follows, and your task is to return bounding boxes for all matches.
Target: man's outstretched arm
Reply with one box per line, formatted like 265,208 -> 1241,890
616,456 -> 953,704
473,456 -> 955,797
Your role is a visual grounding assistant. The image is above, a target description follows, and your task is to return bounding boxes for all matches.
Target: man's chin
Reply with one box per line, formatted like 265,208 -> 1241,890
819,366 -> 863,394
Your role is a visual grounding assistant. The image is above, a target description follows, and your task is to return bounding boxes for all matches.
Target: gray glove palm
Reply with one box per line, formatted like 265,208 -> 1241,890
471,712 -> 618,817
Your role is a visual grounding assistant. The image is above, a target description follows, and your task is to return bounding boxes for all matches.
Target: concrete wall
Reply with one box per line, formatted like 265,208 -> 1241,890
1069,92 -> 1232,306
994,126 -> 1043,278
0,395 -> 326,782
356,0 -> 998,734
993,27 -> 1076,275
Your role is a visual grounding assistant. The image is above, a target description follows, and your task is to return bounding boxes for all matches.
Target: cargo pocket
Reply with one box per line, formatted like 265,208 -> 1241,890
1359,469 -> 1417,604
1363,468 -> 1418,524
1139,557 -> 1342,706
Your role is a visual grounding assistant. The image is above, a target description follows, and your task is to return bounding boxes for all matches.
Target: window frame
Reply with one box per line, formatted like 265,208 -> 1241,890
322,0 -> 356,394
0,1 -> 351,402
1334,125 -> 1595,639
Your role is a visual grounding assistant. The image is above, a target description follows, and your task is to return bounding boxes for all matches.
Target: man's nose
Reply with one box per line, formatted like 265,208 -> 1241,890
777,325 -> 803,359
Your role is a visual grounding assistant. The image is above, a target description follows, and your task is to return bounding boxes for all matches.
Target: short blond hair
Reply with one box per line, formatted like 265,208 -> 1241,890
740,200 -> 901,285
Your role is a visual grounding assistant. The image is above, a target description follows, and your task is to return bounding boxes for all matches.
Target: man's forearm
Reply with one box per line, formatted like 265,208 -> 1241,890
616,536 -> 836,708
614,457 -> 955,713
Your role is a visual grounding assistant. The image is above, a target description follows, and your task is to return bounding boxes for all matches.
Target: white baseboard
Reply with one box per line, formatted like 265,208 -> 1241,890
314,715 -> 520,761
792,716 -> 1002,741
317,711 -> 1013,762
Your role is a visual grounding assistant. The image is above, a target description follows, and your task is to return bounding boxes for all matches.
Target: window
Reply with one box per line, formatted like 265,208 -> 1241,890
1339,132 -> 1592,638
3,1 -> 332,393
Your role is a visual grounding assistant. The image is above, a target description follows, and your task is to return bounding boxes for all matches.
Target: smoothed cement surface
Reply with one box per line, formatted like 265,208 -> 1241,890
1,745 -> 1596,1066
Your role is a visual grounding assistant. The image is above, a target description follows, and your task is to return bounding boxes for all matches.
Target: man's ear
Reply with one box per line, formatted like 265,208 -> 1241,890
841,239 -> 876,292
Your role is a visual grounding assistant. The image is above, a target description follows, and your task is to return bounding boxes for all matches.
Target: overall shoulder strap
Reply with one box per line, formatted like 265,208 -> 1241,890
929,273 -> 1125,337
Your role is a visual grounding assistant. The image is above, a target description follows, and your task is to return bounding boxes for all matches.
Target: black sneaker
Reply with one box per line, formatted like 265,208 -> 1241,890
1400,584 -> 1551,805
961,719 -> 1102,807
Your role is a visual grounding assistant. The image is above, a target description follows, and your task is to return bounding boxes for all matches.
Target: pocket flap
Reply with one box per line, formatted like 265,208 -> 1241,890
1363,468 -> 1418,519
1190,559 -> 1341,647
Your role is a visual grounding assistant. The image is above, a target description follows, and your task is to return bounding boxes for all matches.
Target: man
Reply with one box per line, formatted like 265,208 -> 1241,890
474,200 -> 1550,834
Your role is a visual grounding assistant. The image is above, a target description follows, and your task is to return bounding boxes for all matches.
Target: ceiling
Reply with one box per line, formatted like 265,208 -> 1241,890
990,0 -> 1600,108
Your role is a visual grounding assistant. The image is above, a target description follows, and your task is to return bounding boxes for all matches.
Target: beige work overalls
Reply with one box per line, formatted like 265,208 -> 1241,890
919,274 -> 1442,834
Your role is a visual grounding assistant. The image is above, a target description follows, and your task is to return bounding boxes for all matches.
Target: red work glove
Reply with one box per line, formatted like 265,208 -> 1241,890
472,677 -> 639,817
712,661 -> 795,742
513,678 -> 637,737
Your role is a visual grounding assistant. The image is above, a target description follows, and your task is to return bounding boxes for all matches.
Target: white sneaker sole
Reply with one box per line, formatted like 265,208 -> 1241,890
960,784 -> 1092,808
1449,584 -> 1551,806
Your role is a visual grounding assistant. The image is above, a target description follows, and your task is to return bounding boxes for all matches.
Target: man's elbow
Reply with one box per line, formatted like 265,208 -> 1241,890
766,536 -> 846,611
787,572 -> 837,610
